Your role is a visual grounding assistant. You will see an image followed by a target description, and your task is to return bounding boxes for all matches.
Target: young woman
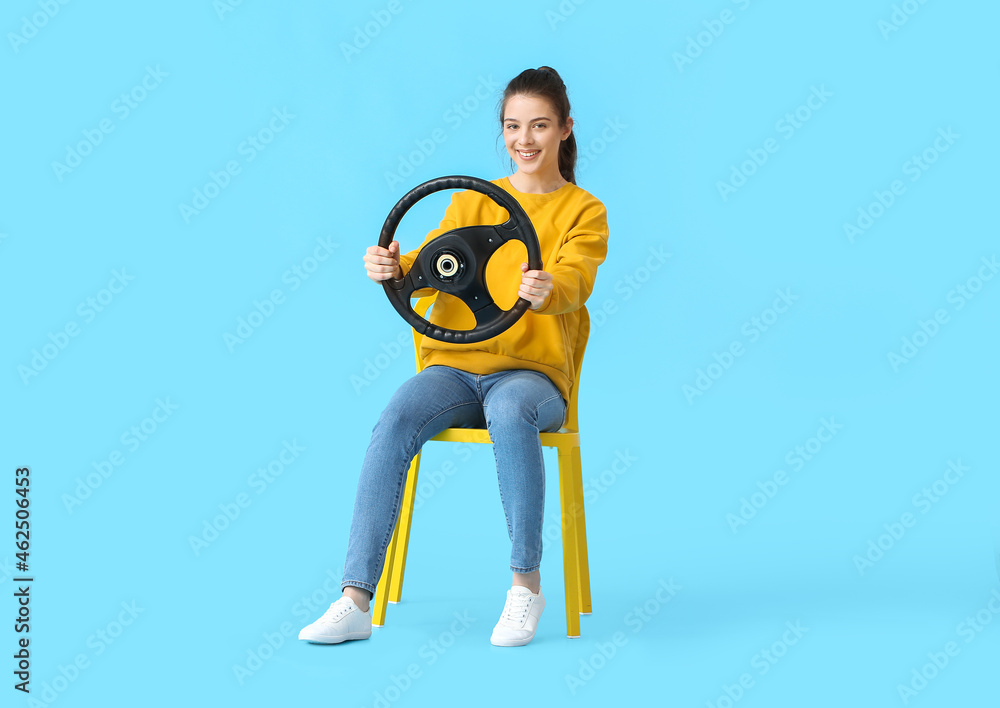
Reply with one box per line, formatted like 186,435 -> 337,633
299,66 -> 609,647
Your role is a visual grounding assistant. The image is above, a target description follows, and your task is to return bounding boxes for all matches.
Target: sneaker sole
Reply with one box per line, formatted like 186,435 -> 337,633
299,630 -> 372,644
490,633 -> 535,647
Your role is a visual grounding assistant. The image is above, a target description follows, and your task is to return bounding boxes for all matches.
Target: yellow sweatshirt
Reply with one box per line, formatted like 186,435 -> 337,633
397,176 -> 609,403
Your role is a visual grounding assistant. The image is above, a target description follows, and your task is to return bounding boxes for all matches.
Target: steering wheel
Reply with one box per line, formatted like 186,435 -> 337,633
379,175 -> 541,344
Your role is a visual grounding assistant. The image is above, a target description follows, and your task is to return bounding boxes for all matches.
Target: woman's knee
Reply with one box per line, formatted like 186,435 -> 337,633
374,370 -> 445,434
484,389 -> 537,428
485,375 -> 564,431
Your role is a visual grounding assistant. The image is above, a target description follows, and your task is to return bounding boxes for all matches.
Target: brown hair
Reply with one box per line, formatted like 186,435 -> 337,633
499,66 -> 577,184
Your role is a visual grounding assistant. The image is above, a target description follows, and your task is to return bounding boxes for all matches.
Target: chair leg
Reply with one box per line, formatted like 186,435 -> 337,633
372,452 -> 422,626
372,516 -> 397,627
389,452 -> 422,602
557,448 -> 581,638
570,446 -> 592,615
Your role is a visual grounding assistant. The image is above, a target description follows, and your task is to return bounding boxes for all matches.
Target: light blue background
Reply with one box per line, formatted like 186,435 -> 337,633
2,1 -> 997,706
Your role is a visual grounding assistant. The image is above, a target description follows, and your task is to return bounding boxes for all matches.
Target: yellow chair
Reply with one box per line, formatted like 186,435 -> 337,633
372,294 -> 593,637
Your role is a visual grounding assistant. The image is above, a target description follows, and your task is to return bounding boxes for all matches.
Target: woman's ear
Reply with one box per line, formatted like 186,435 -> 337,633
562,116 -> 574,140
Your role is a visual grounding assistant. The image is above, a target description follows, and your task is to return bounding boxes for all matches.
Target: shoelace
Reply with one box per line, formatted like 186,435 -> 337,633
500,592 -> 534,627
317,598 -> 354,624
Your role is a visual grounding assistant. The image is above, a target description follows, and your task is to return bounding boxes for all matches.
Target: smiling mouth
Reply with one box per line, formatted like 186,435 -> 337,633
517,150 -> 540,159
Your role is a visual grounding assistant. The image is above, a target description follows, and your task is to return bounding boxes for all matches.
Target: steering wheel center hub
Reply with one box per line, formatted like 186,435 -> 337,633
432,250 -> 463,281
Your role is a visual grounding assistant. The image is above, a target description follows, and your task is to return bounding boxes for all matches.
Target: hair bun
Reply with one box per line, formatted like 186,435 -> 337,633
537,66 -> 563,82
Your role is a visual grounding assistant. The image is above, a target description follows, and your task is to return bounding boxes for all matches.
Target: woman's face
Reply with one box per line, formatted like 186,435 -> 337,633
502,94 -> 572,182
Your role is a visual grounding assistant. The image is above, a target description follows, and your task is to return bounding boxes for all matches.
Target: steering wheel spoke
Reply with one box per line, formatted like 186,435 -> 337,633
401,259 -> 430,298
450,224 -> 508,261
471,300 -> 504,328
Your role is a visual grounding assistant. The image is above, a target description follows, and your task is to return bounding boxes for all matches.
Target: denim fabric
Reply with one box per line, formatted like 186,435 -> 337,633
341,365 -> 566,596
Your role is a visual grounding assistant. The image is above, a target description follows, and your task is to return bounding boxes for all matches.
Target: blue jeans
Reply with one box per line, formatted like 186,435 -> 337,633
341,365 -> 567,597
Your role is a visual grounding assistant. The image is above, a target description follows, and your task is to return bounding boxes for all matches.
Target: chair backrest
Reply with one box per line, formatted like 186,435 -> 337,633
410,294 -> 590,433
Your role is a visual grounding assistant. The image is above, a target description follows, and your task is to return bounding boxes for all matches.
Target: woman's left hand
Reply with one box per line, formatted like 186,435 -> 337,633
518,263 -> 554,311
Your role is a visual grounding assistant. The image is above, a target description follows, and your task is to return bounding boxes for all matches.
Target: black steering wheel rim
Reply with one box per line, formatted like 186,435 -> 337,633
378,175 -> 542,344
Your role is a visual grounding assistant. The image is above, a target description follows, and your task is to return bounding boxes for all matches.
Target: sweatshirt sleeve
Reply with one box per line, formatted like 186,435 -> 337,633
533,200 -> 609,316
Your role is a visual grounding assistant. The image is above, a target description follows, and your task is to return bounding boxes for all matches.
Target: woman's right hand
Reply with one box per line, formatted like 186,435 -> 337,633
364,241 -> 403,282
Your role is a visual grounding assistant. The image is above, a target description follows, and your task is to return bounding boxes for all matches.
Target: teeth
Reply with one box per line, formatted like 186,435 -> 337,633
518,150 -> 539,157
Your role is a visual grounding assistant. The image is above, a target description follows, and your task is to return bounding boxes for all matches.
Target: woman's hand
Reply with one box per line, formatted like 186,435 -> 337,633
364,241 -> 403,282
519,263 -> 554,310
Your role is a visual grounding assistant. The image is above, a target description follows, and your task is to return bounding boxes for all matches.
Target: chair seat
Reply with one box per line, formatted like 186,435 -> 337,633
431,427 -> 580,447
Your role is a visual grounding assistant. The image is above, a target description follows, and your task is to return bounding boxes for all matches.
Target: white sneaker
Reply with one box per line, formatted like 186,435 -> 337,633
490,585 -> 545,647
298,596 -> 372,644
